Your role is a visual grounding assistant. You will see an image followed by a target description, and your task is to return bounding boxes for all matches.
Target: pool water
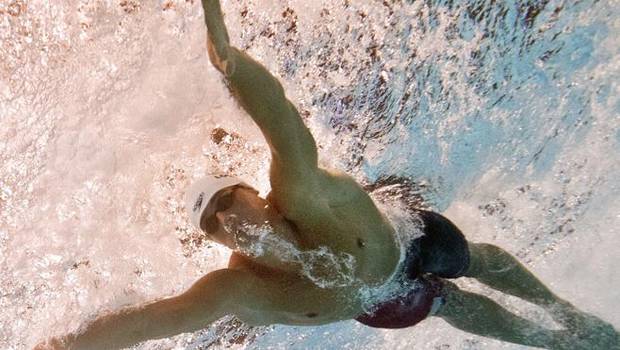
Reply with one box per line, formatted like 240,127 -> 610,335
1,0 -> 618,349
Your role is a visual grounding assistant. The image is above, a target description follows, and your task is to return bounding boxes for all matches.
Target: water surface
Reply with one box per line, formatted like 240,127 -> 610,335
1,0 -> 618,349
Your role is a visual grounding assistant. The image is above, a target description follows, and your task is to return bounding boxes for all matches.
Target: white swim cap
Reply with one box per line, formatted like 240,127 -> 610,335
184,176 -> 249,230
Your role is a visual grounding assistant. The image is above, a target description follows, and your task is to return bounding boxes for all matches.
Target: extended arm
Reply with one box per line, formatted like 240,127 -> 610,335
201,0 -> 319,191
51,269 -> 250,350
202,0 -> 231,74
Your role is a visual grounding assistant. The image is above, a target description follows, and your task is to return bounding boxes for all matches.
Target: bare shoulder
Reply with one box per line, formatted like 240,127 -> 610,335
320,169 -> 373,206
270,166 -> 345,200
270,167 -> 378,217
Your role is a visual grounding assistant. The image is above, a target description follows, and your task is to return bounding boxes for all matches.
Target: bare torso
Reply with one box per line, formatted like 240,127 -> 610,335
226,168 -> 401,326
199,0 -> 401,326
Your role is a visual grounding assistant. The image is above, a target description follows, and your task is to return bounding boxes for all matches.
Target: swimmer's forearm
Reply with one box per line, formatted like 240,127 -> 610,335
64,298 -> 217,349
199,1 -> 319,173
59,309 -> 143,349
63,270 -> 243,349
62,304 -> 173,349
201,0 -> 230,56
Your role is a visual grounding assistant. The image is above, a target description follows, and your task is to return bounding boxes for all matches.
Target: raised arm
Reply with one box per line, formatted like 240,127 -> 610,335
201,0 -> 319,191
42,269 -> 253,350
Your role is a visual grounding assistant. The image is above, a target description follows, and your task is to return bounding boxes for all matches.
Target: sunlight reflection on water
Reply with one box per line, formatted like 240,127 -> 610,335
1,0 -> 618,349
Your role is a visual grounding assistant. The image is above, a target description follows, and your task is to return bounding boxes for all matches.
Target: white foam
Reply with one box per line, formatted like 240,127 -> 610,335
2,1 -> 617,349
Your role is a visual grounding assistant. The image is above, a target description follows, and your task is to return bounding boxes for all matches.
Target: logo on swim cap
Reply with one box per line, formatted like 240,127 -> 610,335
185,176 -> 249,230
193,192 -> 204,213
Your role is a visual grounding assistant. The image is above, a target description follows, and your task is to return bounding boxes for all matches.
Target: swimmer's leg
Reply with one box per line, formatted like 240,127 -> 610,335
465,243 -> 561,306
436,281 -> 573,349
465,243 -> 619,344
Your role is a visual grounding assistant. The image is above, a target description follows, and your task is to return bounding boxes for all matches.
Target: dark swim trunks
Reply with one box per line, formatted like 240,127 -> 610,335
356,210 -> 470,329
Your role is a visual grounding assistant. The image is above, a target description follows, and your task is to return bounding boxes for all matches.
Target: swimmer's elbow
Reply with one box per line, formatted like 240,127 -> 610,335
207,37 -> 233,76
177,270 -> 239,318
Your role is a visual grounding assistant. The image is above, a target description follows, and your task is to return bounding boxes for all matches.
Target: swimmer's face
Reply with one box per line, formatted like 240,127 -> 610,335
200,186 -> 278,248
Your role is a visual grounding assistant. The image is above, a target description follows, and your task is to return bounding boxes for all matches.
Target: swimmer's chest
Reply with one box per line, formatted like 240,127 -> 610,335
227,253 -> 362,325
267,174 -> 400,282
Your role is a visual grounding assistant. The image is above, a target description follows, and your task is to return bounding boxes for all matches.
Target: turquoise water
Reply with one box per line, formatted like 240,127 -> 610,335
1,0 -> 618,349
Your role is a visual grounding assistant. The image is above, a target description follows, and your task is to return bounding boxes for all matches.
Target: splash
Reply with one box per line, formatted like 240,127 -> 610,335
2,0 -> 618,349
225,217 -> 358,289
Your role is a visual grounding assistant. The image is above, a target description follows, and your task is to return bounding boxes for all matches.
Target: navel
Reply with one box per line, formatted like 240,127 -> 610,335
306,312 -> 318,318
357,238 -> 366,248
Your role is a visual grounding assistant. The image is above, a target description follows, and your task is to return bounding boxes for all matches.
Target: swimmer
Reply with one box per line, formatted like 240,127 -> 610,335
36,1 -> 619,349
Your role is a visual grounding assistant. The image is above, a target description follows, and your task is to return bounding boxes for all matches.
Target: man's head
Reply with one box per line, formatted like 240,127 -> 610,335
185,176 -> 274,247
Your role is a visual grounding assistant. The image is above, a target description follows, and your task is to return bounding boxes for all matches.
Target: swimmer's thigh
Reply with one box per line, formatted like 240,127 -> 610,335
435,280 -> 564,348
